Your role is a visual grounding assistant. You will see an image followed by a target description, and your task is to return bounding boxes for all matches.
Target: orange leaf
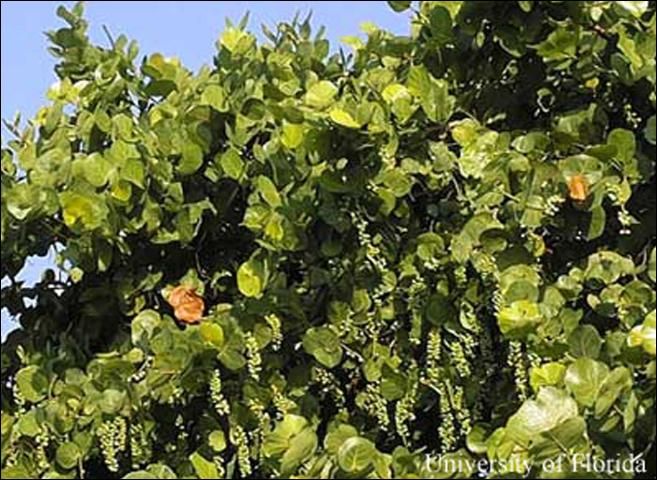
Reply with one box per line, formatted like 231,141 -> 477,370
168,286 -> 189,307
167,286 -> 205,324
568,174 -> 588,202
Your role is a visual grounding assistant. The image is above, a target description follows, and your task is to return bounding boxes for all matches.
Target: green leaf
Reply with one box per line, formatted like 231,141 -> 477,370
408,66 -> 454,122
281,122 -> 304,149
380,365 -> 406,400
422,78 -> 454,123
146,464 -> 177,479
337,436 -> 376,472
324,424 -> 358,455
5,185 -> 38,220
113,114 -> 135,141
280,427 -> 318,475
382,84 -> 409,105
264,211 -> 285,242
256,175 -> 282,208
568,324 -> 602,358
190,451 -> 219,479
594,367 -> 632,418
497,300 -> 542,338
74,152 -> 113,187
559,153 -> 602,181
627,310 -> 655,355
218,344 -> 246,370
607,128 -> 638,178
263,415 -> 309,458
607,129 -> 636,164
564,357 -> 609,407
584,251 -> 635,285
535,27 -> 578,63
644,115 -> 656,145
200,84 -> 226,111
131,309 -> 161,346
200,323 -> 225,348
209,430 -> 226,452
95,242 -> 114,272
382,83 -> 415,122
111,180 -> 132,203
387,1 -> 411,12
617,1 -> 649,17
506,387 -> 578,447
453,127 -> 501,178
99,389 -> 126,414
329,108 -> 361,129
123,472 -> 153,479
530,416 -> 587,461
122,159 -> 145,188
304,81 -> 338,109
587,206 -> 606,240
466,424 -> 489,455
16,410 -> 40,437
94,109 -> 112,132
219,149 -> 244,180
381,169 -> 413,197
648,248 -> 655,283
16,366 -> 49,403
451,118 -> 480,146
220,27 -> 255,55
237,257 -> 267,298
60,191 -> 109,230
143,53 -> 178,80
426,6 -> 453,45
303,326 -> 343,368
512,132 -> 550,153
518,1 -> 533,12
179,141 -> 203,175
56,441 -> 81,469
425,292 -> 455,326
530,362 -> 566,391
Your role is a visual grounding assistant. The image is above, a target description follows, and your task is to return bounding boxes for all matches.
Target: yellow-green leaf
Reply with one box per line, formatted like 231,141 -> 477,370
281,122 -> 305,149
329,108 -> 361,129
237,258 -> 266,298
201,84 -> 226,111
219,149 -> 244,179
304,81 -> 338,109
256,175 -> 282,208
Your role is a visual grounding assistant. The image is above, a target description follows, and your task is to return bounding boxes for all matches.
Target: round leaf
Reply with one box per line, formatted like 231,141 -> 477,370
337,436 -> 376,472
56,441 -> 81,469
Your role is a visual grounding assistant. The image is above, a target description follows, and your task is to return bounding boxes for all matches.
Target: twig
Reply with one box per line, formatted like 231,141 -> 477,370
2,118 -> 21,139
102,25 -> 115,49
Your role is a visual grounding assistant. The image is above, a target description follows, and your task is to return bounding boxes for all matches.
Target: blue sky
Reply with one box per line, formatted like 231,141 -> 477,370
0,1 -> 412,338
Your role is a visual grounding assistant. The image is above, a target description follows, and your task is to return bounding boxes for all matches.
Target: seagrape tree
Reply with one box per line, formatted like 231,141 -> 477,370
1,1 -> 655,478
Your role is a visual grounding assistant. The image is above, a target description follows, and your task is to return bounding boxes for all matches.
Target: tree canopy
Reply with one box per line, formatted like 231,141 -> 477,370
1,1 -> 655,478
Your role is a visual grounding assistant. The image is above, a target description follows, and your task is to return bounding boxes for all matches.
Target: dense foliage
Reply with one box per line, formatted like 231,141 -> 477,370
1,1 -> 656,478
